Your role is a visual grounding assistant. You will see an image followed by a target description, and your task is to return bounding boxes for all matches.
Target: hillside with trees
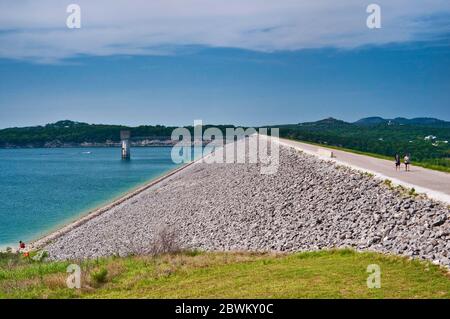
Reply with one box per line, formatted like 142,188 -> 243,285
0,120 -> 236,147
275,117 -> 450,171
0,117 -> 449,171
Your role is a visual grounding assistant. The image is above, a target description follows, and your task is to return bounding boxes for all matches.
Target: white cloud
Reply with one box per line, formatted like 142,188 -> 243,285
0,0 -> 449,62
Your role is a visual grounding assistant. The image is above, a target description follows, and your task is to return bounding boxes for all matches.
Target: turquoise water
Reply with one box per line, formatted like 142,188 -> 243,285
0,147 -> 181,248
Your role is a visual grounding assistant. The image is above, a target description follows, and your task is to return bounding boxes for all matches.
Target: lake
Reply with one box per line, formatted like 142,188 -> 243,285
0,147 -> 182,248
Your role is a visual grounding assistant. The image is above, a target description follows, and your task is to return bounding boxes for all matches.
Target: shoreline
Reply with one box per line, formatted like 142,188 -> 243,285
0,145 -> 176,149
0,148 -> 182,252
13,172 -> 175,251
0,142 -> 213,149
27,158 -> 202,252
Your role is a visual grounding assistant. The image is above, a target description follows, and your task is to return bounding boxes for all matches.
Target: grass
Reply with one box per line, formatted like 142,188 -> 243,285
284,137 -> 450,173
0,249 -> 449,299
381,179 -> 422,199
91,268 -> 108,284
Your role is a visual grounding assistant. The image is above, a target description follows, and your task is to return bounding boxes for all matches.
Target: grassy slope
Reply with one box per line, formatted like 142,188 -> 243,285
283,137 -> 450,173
1,250 -> 449,299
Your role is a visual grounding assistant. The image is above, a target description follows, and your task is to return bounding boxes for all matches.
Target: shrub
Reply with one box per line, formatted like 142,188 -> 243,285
183,249 -> 202,257
31,250 -> 48,262
0,251 -> 23,268
148,226 -> 181,256
383,179 -> 393,188
91,268 -> 108,284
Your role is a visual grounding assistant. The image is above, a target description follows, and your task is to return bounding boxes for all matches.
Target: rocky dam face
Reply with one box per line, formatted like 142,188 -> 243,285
44,137 -> 450,267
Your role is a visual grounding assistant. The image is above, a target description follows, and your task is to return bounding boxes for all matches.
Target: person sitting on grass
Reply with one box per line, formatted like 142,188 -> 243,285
18,240 -> 26,254
19,241 -> 30,257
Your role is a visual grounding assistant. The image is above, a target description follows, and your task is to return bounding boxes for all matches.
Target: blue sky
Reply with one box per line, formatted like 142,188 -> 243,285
0,1 -> 449,128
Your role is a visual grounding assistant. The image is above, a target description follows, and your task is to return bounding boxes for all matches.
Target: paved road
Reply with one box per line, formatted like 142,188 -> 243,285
276,137 -> 450,204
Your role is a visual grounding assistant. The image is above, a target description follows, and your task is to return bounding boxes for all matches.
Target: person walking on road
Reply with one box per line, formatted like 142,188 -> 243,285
404,154 -> 410,171
395,154 -> 401,171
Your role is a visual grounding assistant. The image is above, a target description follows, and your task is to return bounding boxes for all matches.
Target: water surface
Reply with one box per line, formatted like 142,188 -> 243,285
0,147 -> 181,248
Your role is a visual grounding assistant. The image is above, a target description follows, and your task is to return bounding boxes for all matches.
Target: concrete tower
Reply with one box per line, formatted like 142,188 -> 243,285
120,130 -> 131,160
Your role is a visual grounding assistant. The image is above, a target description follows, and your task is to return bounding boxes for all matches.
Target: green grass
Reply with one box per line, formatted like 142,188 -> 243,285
1,250 -> 449,299
283,137 -> 450,173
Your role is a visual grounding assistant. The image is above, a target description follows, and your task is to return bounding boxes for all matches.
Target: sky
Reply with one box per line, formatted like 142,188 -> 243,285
0,0 -> 449,128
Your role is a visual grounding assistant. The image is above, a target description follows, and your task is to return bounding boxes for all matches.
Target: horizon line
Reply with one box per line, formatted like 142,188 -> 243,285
1,115 -> 449,130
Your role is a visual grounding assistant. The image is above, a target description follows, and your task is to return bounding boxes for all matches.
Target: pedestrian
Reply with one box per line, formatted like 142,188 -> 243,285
395,153 -> 400,171
404,154 -> 410,171
19,240 -> 25,252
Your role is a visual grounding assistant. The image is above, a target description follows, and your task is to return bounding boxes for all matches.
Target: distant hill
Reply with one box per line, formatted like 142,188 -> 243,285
274,116 -> 450,172
354,117 -> 450,127
277,116 -> 450,129
353,116 -> 387,125
299,117 -> 352,128
0,120 -> 237,148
